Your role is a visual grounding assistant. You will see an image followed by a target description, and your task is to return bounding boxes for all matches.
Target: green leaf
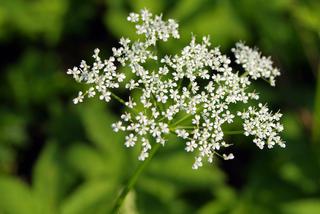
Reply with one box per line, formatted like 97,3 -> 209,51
0,111 -> 26,146
77,101 -> 123,153
198,186 -> 237,214
120,191 -> 139,214
61,180 -> 116,214
129,0 -> 165,14
7,51 -> 66,106
198,200 -> 232,214
32,141 -> 70,213
76,101 -> 126,181
282,112 -> 303,140
138,176 -> 177,203
148,152 -> 225,188
282,199 -> 320,214
0,145 -> 15,173
169,0 -> 207,20
180,1 -> 248,47
280,163 -> 318,193
291,3 -> 320,33
0,176 -> 38,214
104,8 -> 138,39
0,0 -> 67,43
66,144 -> 109,179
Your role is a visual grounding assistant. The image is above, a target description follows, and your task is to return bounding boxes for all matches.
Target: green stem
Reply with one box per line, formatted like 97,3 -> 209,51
172,107 -> 204,127
111,91 -> 139,115
241,71 -> 249,78
224,130 -> 244,135
111,143 -> 161,213
187,81 -> 192,90
174,126 -> 196,129
172,114 -> 192,127
111,91 -> 126,105
177,78 -> 183,90
171,126 -> 244,135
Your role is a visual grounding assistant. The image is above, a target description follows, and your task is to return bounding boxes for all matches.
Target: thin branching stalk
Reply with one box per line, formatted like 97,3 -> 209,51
111,143 -> 161,213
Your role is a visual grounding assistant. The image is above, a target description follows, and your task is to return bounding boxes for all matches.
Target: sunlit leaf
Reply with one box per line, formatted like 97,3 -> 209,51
0,176 -> 38,214
66,144 -> 108,179
61,180 -> 116,214
180,1 -> 248,47
148,152 -> 225,188
76,101 -> 126,180
33,141 -> 72,213
129,0 -> 165,14
282,199 -> 320,214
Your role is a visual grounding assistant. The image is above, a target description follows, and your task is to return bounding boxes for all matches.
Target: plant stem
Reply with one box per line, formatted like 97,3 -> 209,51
172,107 -> 204,127
110,91 -> 139,115
171,114 -> 192,127
174,125 -> 196,129
111,91 -> 126,105
241,71 -> 249,78
224,130 -> 244,135
111,143 -> 161,213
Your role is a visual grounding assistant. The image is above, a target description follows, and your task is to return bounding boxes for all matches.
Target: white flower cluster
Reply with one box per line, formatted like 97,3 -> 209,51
232,42 -> 281,86
127,9 -> 179,45
67,48 -> 125,104
237,103 -> 285,149
68,9 -> 285,169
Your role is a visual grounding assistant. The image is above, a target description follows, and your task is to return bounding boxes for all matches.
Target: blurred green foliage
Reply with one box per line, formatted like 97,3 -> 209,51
0,0 -> 319,213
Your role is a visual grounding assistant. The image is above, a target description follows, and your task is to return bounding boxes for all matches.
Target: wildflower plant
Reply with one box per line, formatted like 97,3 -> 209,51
67,8 -> 285,211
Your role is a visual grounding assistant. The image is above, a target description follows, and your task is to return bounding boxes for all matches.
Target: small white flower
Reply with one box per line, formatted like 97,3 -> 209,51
125,133 -> 137,147
151,107 -> 159,118
73,91 -> 84,104
126,80 -> 139,90
87,87 -> 96,98
185,140 -> 197,152
223,153 -> 234,160
125,97 -> 137,108
138,151 -> 149,161
175,129 -> 189,139
192,115 -> 201,125
121,112 -> 131,121
192,157 -> 203,170
127,12 -> 139,22
112,121 -> 125,132
157,92 -> 168,103
99,91 -> 111,102
158,122 -> 169,134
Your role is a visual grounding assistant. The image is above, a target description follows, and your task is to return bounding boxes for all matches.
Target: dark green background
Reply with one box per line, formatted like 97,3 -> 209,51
0,0 -> 319,213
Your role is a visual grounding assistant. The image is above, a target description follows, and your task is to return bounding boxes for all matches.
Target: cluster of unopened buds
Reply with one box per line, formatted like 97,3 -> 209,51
67,9 -> 285,169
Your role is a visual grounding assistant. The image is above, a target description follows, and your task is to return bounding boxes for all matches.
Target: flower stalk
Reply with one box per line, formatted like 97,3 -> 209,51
111,143 -> 161,213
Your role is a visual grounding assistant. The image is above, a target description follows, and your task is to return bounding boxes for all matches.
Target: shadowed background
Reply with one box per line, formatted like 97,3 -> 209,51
0,0 -> 319,213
